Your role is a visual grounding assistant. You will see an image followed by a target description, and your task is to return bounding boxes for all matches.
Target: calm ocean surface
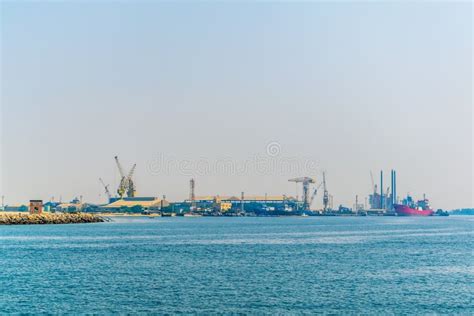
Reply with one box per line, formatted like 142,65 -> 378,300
0,216 -> 472,314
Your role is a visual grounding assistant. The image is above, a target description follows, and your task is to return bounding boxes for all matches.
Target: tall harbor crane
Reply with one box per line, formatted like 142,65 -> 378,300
126,164 -> 137,197
323,172 -> 329,212
370,171 -> 377,196
115,156 -> 137,198
189,178 -> 196,211
289,177 -> 315,211
309,182 -> 323,208
99,178 -> 112,201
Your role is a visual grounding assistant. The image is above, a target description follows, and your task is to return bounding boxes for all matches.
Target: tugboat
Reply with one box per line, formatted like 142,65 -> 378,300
394,195 -> 434,216
435,209 -> 449,216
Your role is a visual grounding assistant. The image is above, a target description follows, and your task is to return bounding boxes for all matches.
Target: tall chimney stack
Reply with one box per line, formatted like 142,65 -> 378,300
391,170 -> 394,207
380,170 -> 384,209
394,170 -> 397,205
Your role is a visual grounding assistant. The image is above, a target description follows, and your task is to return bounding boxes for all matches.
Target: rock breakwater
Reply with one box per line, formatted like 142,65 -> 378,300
0,212 -> 105,225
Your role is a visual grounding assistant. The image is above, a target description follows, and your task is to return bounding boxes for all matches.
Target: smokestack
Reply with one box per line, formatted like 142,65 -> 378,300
394,170 -> 397,205
380,170 -> 383,209
391,170 -> 394,207
392,170 -> 395,207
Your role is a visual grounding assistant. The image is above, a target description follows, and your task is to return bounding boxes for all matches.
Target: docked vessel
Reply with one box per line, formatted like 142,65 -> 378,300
394,195 -> 433,216
183,213 -> 202,217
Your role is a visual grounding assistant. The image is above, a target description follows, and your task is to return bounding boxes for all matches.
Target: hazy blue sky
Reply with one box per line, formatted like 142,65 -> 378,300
1,1 -> 472,209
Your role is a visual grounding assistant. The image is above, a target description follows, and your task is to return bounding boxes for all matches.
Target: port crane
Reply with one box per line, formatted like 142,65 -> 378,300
115,156 -> 137,198
289,177 -> 315,211
370,171 -> 377,195
309,182 -> 323,209
322,172 -> 329,212
189,178 -> 196,211
99,178 -> 112,201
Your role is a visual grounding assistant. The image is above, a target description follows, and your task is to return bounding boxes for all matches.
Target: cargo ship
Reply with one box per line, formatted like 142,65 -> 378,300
394,195 -> 433,216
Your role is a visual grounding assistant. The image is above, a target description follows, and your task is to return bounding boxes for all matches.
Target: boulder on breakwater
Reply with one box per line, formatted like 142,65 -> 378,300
0,212 -> 105,225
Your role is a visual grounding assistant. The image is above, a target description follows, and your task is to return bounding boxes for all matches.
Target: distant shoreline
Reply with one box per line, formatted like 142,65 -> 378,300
0,212 -> 468,224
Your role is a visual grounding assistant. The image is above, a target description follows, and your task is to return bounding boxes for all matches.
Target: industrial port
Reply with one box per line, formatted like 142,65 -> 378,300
1,156 -> 449,217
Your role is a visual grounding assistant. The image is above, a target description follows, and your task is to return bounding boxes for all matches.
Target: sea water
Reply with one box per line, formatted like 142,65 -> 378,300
0,216 -> 472,314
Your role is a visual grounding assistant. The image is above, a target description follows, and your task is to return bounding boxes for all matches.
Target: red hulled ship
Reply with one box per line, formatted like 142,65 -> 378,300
394,195 -> 433,216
